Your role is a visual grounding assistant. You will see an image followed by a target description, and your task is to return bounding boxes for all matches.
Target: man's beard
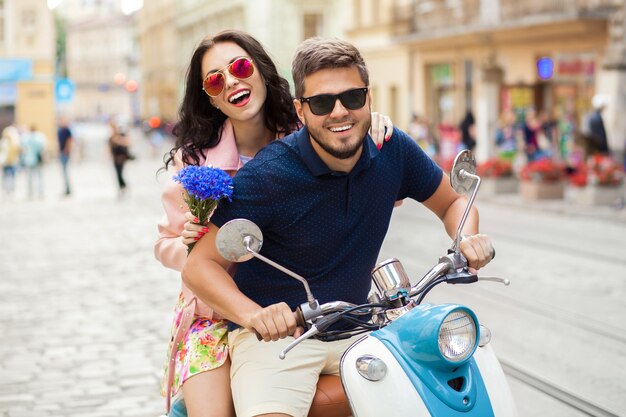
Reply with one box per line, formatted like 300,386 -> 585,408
306,117 -> 370,160
309,131 -> 365,159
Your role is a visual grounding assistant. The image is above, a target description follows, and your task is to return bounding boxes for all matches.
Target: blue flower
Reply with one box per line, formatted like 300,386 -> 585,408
173,166 -> 233,202
173,166 -> 234,255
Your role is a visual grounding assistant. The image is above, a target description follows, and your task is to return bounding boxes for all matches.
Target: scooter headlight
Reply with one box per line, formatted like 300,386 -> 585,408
438,310 -> 477,362
371,304 -> 479,372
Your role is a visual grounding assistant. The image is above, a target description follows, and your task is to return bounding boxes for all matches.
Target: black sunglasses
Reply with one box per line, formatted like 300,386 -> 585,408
299,87 -> 369,116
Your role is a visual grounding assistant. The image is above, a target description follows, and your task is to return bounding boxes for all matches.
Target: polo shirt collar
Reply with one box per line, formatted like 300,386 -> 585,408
296,126 -> 380,177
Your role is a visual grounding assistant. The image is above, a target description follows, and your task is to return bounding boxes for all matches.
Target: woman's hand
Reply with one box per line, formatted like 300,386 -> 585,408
370,112 -> 393,149
181,212 -> 209,246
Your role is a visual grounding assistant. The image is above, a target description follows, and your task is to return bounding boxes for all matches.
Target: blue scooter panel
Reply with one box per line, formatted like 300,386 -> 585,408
372,304 -> 495,417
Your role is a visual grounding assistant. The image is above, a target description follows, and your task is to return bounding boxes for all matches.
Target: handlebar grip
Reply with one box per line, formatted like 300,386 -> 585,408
294,307 -> 305,327
491,248 -> 496,260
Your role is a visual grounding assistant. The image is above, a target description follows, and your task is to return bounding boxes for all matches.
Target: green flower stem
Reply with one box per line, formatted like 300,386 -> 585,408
185,194 -> 219,256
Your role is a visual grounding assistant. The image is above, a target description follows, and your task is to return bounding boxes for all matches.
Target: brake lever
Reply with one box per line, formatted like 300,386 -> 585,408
445,270 -> 478,284
279,312 -> 344,359
478,276 -> 510,285
279,325 -> 320,359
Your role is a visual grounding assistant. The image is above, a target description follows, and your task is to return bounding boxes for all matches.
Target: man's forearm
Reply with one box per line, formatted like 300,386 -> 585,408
442,197 -> 478,239
182,257 -> 261,327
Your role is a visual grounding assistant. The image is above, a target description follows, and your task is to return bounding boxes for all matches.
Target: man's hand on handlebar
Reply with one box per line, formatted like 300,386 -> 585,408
459,234 -> 494,271
243,302 -> 305,342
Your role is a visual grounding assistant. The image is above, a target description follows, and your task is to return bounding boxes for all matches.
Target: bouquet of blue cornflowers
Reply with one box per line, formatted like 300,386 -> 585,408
173,165 -> 234,254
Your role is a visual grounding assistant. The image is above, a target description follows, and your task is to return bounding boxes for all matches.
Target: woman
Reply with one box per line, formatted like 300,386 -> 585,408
0,125 -> 21,197
156,30 -> 393,417
108,121 -> 133,197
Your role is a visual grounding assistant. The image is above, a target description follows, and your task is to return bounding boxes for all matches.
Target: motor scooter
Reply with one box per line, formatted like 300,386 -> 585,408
169,150 -> 517,417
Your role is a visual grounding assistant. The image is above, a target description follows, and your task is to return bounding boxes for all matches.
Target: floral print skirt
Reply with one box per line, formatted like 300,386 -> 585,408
160,292 -> 229,398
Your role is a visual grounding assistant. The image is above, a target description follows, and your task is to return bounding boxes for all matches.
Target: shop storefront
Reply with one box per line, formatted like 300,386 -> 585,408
423,60 -> 476,166
496,52 -> 598,162
500,53 -> 596,122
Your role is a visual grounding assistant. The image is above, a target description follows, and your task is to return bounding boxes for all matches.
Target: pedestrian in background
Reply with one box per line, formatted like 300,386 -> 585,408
582,94 -> 610,157
155,29 -> 393,417
556,102 -> 577,164
0,125 -> 21,197
20,125 -> 46,199
108,121 -> 133,198
407,113 -> 436,157
459,109 -> 476,152
539,109 -> 558,158
495,110 -> 518,160
147,116 -> 166,157
522,108 -> 541,161
57,118 -> 73,196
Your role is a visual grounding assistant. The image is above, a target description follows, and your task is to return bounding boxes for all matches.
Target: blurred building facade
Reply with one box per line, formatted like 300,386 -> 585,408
138,0 -> 351,123
137,0 -> 178,124
136,0 -> 625,160
350,0 -> 626,160
0,0 -> 56,146
58,0 -> 140,125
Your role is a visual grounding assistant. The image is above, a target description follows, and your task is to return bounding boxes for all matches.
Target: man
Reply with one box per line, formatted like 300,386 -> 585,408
587,94 -> 610,155
21,125 -> 47,198
57,118 -> 73,195
183,37 -> 494,417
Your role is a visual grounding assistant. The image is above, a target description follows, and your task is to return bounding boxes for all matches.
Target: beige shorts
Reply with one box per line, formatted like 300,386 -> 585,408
228,328 -> 360,417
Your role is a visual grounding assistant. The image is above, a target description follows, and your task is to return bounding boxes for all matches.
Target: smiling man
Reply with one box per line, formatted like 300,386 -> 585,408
183,37 -> 494,417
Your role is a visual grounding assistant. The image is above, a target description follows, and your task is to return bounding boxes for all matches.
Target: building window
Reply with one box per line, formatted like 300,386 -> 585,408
0,0 -> 5,43
428,63 -> 456,126
464,60 -> 473,112
389,85 -> 398,125
303,13 -> 323,39
353,0 -> 361,27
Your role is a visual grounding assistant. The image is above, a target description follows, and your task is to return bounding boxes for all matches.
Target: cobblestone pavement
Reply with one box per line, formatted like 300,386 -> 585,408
0,137 -> 178,417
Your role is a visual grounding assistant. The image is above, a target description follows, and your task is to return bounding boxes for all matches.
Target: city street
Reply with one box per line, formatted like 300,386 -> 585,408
0,129 -> 177,417
1,126 -> 625,417
381,196 -> 626,416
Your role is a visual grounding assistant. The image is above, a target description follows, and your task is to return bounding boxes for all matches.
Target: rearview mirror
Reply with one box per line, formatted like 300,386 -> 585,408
215,218 -> 263,262
450,150 -> 478,196
449,150 -> 481,254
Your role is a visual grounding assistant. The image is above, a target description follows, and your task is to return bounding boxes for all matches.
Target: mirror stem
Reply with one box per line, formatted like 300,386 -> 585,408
454,169 -> 481,254
244,237 -> 318,309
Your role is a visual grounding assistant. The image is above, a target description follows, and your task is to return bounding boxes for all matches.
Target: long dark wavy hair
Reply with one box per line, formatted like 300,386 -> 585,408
163,30 -> 298,169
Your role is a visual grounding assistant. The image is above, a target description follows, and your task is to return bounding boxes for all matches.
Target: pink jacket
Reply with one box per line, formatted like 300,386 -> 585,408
155,119 -> 243,319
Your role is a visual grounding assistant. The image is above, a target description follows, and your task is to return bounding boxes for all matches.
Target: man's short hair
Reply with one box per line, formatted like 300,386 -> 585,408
592,94 -> 608,111
292,37 -> 369,98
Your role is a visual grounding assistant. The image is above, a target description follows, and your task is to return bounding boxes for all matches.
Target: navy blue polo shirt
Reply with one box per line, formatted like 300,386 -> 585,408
210,126 -> 442,321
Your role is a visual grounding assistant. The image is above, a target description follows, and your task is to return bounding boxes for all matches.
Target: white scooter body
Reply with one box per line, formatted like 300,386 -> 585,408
340,309 -> 517,417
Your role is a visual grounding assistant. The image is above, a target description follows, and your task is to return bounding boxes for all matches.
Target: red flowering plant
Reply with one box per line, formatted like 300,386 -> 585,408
584,155 -> 624,187
568,165 -> 588,188
477,158 -> 513,179
519,158 -> 566,183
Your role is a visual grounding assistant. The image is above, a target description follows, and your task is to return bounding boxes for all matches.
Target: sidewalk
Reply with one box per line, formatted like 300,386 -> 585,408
479,188 -> 626,224
0,135 -> 176,417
